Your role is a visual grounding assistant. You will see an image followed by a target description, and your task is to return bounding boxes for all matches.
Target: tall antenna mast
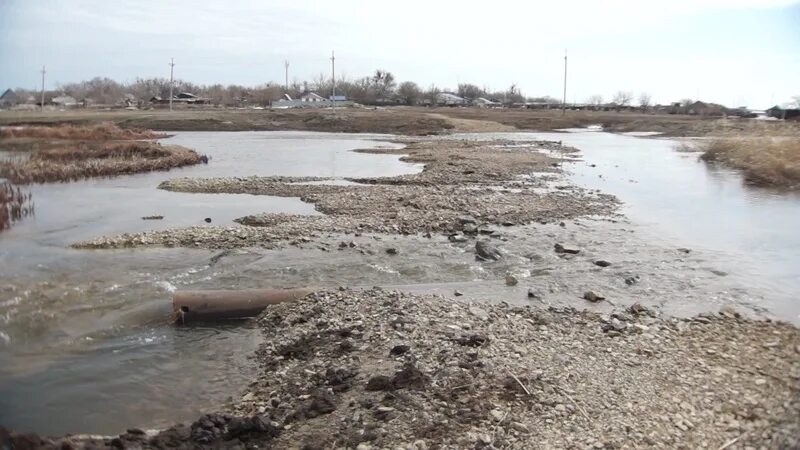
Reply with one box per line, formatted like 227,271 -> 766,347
330,50 -> 336,115
562,49 -> 568,115
169,57 -> 175,111
284,60 -> 290,91
40,65 -> 46,111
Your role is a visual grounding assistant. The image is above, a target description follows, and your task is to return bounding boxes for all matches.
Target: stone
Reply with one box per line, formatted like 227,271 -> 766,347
390,344 -> 410,356
625,276 -> 640,285
719,306 -> 740,318
505,274 -> 518,286
677,248 -> 691,254
628,302 -> 649,316
554,243 -> 580,254
583,291 -> 605,302
594,260 -> 612,267
454,290 -> 463,296
490,408 -> 505,421
469,306 -> 489,320
204,217 -> 212,223
527,288 -> 542,300
510,421 -> 530,433
386,247 -> 399,255
475,240 -> 502,261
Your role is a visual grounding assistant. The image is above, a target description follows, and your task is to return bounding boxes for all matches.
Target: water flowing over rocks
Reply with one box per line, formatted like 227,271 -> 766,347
13,289 -> 798,448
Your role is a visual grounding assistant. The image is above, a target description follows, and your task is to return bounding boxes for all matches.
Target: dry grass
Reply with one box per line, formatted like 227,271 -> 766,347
31,141 -> 173,162
699,136 -> 800,188
0,122 -> 166,140
0,143 -> 207,184
0,180 -> 34,232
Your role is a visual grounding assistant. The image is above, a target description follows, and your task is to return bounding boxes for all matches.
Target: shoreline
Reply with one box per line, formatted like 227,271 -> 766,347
6,289 -> 799,448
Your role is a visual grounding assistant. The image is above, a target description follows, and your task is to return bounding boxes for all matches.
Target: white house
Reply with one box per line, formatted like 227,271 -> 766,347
473,97 -> 501,108
300,92 -> 326,102
436,92 -> 466,106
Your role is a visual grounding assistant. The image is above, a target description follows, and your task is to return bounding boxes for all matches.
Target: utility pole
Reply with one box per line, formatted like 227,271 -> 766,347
284,60 -> 289,91
562,49 -> 567,115
330,50 -> 336,115
40,65 -> 46,111
169,57 -> 175,112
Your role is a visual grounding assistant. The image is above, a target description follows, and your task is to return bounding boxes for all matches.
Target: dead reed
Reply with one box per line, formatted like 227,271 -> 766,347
699,136 -> 800,189
0,143 -> 207,184
0,122 -> 167,141
0,180 -> 34,231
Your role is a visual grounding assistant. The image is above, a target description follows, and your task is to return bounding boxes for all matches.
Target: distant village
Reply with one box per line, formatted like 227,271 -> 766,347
1,80 -> 798,121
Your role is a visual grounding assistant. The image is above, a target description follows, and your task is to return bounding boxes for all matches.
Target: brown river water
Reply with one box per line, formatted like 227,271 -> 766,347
1,130 -> 798,435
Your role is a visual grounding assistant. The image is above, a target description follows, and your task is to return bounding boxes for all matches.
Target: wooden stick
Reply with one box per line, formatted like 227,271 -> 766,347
510,373 -> 531,396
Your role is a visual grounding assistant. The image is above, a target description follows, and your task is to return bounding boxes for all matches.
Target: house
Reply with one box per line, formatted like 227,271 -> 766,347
436,92 -> 466,106
767,105 -> 800,121
300,91 -> 326,102
175,92 -> 210,104
473,97 -> 501,108
0,89 -> 18,107
686,101 -> 726,116
51,95 -> 78,108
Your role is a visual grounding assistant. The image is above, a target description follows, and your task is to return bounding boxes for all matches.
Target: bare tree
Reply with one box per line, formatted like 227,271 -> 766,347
397,81 -> 422,105
639,92 -> 652,111
505,84 -> 524,105
371,70 -> 396,99
426,84 -> 441,106
587,95 -> 604,107
457,83 -> 484,101
612,91 -> 633,110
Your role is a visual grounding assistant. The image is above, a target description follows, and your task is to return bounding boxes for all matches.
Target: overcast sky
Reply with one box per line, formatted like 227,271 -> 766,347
1,0 -> 798,108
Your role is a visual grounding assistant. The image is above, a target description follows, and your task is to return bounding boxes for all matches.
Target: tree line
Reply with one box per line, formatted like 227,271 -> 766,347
10,70 -> 654,108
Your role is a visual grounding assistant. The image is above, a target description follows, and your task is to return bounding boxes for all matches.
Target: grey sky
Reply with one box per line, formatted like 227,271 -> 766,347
1,0 -> 798,108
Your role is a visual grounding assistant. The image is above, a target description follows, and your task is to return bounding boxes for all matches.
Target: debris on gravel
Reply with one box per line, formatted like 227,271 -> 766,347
7,289 -> 798,448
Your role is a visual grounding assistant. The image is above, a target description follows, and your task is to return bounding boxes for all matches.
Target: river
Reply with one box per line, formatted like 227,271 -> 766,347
1,129 -> 798,435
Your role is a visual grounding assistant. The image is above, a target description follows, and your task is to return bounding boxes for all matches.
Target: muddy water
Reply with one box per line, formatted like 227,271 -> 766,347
0,132 -> 420,435
2,130 -> 798,436
452,130 -> 800,322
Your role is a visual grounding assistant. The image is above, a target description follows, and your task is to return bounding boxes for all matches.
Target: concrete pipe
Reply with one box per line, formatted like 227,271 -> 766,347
172,288 -> 314,323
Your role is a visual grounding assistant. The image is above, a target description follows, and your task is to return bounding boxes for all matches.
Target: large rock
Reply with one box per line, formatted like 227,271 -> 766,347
476,240 -> 502,261
583,291 -> 605,302
554,243 -> 580,254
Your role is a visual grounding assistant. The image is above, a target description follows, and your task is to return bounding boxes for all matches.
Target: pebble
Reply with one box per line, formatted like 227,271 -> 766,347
505,274 -> 519,286
583,291 -> 605,302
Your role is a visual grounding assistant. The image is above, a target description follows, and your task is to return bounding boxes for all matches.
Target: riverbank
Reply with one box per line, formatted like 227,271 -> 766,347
7,289 -> 798,449
3,107 -> 798,137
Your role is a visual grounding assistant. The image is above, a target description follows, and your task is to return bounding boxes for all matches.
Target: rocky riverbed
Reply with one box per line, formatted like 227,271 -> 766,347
72,139 -> 616,250
9,289 -> 798,449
